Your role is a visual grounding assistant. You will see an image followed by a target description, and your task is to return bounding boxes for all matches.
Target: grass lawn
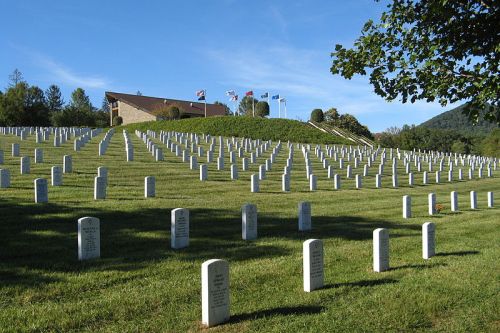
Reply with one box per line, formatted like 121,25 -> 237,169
0,129 -> 499,332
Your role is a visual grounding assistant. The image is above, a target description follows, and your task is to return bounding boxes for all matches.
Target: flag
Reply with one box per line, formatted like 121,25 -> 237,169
198,95 -> 205,101
279,97 -> 286,102
261,92 -> 269,99
230,95 -> 238,101
245,90 -> 253,96
226,90 -> 235,96
196,89 -> 205,97
272,94 -> 280,100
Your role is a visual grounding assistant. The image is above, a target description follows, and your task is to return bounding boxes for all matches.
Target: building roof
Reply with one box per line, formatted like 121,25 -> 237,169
105,91 -> 226,117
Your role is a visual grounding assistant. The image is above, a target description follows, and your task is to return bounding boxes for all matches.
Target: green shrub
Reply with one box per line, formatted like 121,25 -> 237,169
113,116 -> 123,126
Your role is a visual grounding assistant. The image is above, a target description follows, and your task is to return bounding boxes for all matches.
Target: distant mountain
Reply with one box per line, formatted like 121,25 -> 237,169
419,104 -> 497,135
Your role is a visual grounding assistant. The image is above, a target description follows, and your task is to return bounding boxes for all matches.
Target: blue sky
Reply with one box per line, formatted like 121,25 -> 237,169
0,0 -> 456,132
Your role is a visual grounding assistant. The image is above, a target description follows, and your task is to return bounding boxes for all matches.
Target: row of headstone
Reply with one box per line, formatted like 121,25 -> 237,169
404,191 -> 495,217
374,223 -> 436,272
98,129 -> 115,156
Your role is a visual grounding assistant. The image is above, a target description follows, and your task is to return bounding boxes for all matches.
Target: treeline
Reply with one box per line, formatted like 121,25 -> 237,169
0,69 -> 109,127
310,107 -> 374,139
376,125 -> 500,157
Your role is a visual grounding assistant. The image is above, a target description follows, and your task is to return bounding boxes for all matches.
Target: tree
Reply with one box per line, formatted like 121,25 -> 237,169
24,85 -> 50,126
255,101 -> 270,118
331,0 -> 500,125
70,88 -> 93,113
324,107 -> 339,122
45,85 -> 64,124
8,69 -> 24,87
214,101 -> 233,116
310,109 -> 324,122
481,128 -> 500,157
238,96 -> 258,116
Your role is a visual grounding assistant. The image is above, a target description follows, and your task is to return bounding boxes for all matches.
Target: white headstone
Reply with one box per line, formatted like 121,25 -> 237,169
201,259 -> 230,327
282,173 -> 290,192
145,176 -> 155,197
242,204 -> 257,240
251,174 -> 259,193
470,191 -> 477,209
303,239 -> 324,292
20,156 -> 30,174
51,166 -> 62,186
78,217 -> 100,260
171,208 -> 189,249
375,174 -> 381,188
230,164 -> 238,180
451,191 -> 458,211
373,228 -> 389,272
309,174 -> 317,191
63,155 -> 72,173
428,193 -> 436,215
34,148 -> 43,163
0,169 -> 11,188
97,166 -> 108,181
34,178 -> 48,203
200,164 -> 208,181
355,174 -> 362,189
334,174 -> 341,190
422,222 -> 435,259
94,176 -> 106,200
217,157 -> 224,170
12,143 -> 20,157
487,191 -> 494,208
298,201 -> 311,231
259,164 -> 266,180
403,195 -> 411,218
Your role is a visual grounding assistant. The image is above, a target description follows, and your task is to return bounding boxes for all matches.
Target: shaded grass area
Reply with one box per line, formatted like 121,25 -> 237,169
0,131 -> 499,332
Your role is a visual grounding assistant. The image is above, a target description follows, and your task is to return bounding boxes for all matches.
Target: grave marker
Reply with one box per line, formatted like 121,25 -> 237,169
403,195 -> 411,218
422,222 -> 435,259
373,228 -> 389,272
34,178 -> 48,203
303,239 -> 324,292
298,201 -> 311,231
78,217 -> 100,260
171,208 -> 189,249
242,204 -> 257,240
145,176 -> 155,197
51,166 -> 62,186
201,259 -> 230,327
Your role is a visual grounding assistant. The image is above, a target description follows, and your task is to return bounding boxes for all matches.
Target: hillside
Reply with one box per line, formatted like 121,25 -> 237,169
419,104 -> 497,135
121,116 -> 351,144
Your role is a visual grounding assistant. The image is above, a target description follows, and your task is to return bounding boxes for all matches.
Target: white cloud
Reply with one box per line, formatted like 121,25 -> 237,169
38,57 -> 109,89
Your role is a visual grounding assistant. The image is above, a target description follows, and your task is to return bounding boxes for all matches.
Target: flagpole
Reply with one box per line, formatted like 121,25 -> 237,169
278,99 -> 281,119
204,90 -> 207,118
284,101 -> 287,119
252,97 -> 255,117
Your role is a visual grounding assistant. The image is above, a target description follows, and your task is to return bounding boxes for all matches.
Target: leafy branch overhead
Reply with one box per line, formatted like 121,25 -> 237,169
331,0 -> 500,125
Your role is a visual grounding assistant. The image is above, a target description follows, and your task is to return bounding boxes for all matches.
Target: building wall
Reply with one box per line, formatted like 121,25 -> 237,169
118,101 -> 157,125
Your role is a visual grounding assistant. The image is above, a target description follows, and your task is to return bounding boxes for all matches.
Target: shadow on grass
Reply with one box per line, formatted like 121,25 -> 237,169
435,251 -> 480,257
390,263 -> 447,271
229,305 -> 324,323
325,278 -> 398,289
0,196 -> 420,287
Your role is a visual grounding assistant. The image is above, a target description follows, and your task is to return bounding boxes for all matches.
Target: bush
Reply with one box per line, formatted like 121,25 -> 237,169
113,116 -> 123,126
310,109 -> 324,122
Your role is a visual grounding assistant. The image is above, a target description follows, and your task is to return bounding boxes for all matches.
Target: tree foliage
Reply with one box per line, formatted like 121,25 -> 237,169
310,108 -> 324,122
238,96 -> 258,116
376,124 -> 486,154
214,101 -> 233,116
324,107 -> 340,122
331,0 -> 500,125
255,101 -> 270,118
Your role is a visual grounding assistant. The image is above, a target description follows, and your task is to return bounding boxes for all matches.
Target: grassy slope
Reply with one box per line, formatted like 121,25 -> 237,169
121,116 -> 351,145
0,130 -> 499,332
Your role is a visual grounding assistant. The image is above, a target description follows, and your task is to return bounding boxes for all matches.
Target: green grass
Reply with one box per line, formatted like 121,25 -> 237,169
0,129 -> 499,332
121,116 -> 351,145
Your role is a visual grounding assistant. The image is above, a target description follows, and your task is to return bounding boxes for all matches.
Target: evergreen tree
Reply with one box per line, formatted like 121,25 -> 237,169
45,85 -> 64,125
8,69 -> 24,87
70,88 -> 93,113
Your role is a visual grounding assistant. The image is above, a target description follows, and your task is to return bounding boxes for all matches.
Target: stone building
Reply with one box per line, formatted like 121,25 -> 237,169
105,92 -> 226,125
